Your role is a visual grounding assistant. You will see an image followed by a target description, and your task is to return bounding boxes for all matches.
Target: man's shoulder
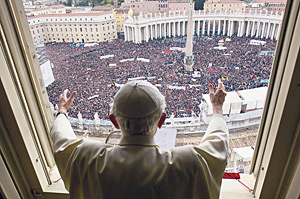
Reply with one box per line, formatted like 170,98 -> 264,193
167,145 -> 201,160
75,139 -> 113,155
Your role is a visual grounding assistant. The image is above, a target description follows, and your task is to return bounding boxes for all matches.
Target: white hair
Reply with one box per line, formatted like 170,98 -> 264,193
110,98 -> 166,136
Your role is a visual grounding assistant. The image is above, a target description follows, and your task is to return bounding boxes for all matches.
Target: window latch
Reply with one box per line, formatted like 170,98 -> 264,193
32,189 -> 44,198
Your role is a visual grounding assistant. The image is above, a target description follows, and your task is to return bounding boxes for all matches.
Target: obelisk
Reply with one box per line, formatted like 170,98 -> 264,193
184,0 -> 194,72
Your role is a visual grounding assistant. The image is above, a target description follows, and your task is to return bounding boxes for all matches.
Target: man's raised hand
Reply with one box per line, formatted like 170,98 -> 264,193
58,89 -> 77,113
208,79 -> 226,115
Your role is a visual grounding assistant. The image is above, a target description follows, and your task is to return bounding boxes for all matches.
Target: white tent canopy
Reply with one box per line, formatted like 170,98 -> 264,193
231,146 -> 254,161
237,87 -> 268,111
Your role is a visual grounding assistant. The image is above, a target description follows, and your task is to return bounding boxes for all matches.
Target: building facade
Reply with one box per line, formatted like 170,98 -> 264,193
261,0 -> 286,14
28,13 -> 117,43
91,6 -> 114,12
245,0 -> 286,14
113,8 -> 132,32
120,0 -> 194,14
204,0 -> 246,11
25,6 -> 67,17
121,0 -> 163,14
123,10 -> 283,43
168,1 -> 195,12
166,0 -> 195,12
24,5 -> 97,17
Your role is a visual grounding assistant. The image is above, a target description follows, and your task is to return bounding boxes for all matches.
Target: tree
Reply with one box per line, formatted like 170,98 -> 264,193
62,0 -> 72,6
194,0 -> 205,10
77,1 -> 89,6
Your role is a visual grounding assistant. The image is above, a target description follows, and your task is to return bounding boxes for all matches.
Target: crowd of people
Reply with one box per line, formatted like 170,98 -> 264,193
45,35 -> 276,120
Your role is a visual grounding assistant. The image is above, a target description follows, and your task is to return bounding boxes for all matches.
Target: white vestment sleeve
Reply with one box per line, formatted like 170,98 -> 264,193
50,114 -> 82,189
194,116 -> 229,197
50,114 -> 81,153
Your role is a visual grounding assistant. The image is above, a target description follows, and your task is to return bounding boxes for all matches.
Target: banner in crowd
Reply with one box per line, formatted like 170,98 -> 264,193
192,71 -> 201,78
137,58 -> 150,62
128,77 -> 146,81
170,47 -> 185,52
250,39 -> 266,45
120,58 -> 134,62
260,79 -> 269,83
189,85 -> 201,88
88,95 -> 99,100
214,46 -> 227,50
100,54 -> 114,59
168,85 -> 186,90
40,60 -> 55,87
84,43 -> 98,47
147,76 -> 156,80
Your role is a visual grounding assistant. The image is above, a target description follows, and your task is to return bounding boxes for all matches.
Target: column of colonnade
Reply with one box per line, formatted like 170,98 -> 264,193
124,15 -> 282,43
124,26 -> 127,41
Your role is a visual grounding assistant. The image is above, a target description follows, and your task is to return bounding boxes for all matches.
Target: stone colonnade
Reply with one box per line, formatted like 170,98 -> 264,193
124,10 -> 283,43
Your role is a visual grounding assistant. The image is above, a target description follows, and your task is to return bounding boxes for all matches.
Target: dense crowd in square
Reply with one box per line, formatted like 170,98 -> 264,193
46,35 -> 276,120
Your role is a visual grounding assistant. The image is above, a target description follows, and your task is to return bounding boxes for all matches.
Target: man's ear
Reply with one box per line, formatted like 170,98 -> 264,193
157,112 -> 166,129
109,114 -> 120,129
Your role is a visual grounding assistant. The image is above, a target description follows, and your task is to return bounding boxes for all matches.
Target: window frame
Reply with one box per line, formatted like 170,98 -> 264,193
250,0 -> 300,198
0,0 -> 68,198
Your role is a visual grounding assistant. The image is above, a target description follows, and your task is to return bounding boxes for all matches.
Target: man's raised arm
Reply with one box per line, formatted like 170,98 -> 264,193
209,79 -> 226,115
201,79 -> 228,154
196,80 -> 229,192
50,89 -> 79,153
